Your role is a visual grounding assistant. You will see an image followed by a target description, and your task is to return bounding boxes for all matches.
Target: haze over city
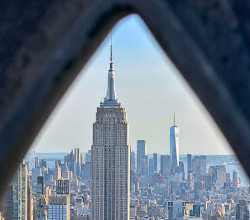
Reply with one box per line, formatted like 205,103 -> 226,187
1,8 -> 249,220
30,15 -> 233,155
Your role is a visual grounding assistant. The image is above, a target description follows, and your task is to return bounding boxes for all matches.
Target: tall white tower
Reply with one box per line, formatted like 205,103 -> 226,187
170,113 -> 180,174
91,36 -> 130,220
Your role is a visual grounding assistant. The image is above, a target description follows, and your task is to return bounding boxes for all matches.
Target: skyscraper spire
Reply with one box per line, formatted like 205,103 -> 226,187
110,33 -> 113,66
170,111 -> 180,174
174,111 -> 176,126
103,33 -> 119,107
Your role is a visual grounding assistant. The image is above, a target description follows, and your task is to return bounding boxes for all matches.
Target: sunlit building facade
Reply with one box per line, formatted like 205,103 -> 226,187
48,195 -> 70,220
91,39 -> 130,220
170,115 -> 180,174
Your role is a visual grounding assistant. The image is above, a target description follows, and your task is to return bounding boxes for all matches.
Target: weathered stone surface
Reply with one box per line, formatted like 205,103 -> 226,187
0,0 -> 249,196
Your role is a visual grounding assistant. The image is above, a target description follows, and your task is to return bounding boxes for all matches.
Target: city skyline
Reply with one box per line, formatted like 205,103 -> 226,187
30,15 -> 233,155
2,148 -> 248,219
1,6 -> 249,220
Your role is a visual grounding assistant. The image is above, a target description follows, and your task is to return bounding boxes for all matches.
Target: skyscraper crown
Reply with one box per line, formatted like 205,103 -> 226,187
101,34 -> 120,108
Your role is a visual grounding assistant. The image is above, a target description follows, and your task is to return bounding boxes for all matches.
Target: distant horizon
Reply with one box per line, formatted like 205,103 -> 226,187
27,151 -> 235,156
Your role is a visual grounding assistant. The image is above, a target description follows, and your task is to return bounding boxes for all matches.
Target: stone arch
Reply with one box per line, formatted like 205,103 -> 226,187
0,0 -> 249,196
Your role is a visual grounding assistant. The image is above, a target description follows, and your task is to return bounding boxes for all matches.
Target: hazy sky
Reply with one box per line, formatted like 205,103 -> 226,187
30,15 -> 234,155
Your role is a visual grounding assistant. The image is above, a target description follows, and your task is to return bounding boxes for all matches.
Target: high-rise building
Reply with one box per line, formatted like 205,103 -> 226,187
148,158 -> 154,176
179,161 -> 184,173
56,180 -> 70,195
32,167 -> 42,188
179,161 -> 185,180
188,171 -> 195,190
64,148 -> 82,176
185,203 -> 200,217
153,153 -> 158,172
145,155 -> 149,176
55,160 -> 62,168
61,163 -> 69,180
209,165 -> 226,187
233,170 -> 238,188
74,148 -> 81,176
48,196 -> 70,220
167,201 -> 185,220
137,140 -> 147,176
199,155 -> 207,175
130,151 -> 136,171
237,177 -> 242,188
85,150 -> 91,163
35,157 -> 40,168
191,155 -> 206,177
0,185 -> 13,220
36,196 -> 47,220
36,177 -> 47,220
236,200 -> 249,220
91,39 -> 130,220
36,176 -> 45,196
187,154 -> 192,187
226,173 -> 231,183
215,165 -> 226,187
27,175 -> 33,220
39,159 -> 47,168
45,187 -> 52,205
13,161 -> 28,220
187,154 -> 192,173
82,162 -> 91,183
191,156 -> 200,174
130,171 -> 140,193
53,164 -> 61,181
160,155 -> 171,178
48,180 -> 70,220
170,115 -> 180,174
208,166 -> 217,183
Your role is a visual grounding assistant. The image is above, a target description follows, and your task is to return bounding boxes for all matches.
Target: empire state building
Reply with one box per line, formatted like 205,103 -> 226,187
91,38 -> 130,220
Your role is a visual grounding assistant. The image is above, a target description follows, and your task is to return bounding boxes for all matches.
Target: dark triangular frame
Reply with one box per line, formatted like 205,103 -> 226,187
0,0 -> 249,196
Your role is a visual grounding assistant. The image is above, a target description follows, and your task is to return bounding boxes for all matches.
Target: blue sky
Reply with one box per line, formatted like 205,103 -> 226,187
30,15 -> 233,155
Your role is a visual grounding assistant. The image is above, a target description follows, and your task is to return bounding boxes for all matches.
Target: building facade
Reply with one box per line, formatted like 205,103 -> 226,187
215,165 -> 226,187
48,196 -> 70,220
36,176 -> 47,220
0,161 -> 30,220
13,161 -> 28,220
160,155 -> 171,178
64,148 -> 82,177
236,200 -> 250,220
199,156 -> 207,176
167,201 -> 186,220
48,180 -> 70,220
130,151 -> 136,171
187,154 -> 192,173
170,116 -> 180,174
153,153 -> 158,172
148,159 -> 154,176
137,140 -> 147,176
91,40 -> 130,220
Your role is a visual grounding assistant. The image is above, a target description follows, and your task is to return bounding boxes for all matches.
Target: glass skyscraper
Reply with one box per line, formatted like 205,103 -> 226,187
170,115 -> 180,174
